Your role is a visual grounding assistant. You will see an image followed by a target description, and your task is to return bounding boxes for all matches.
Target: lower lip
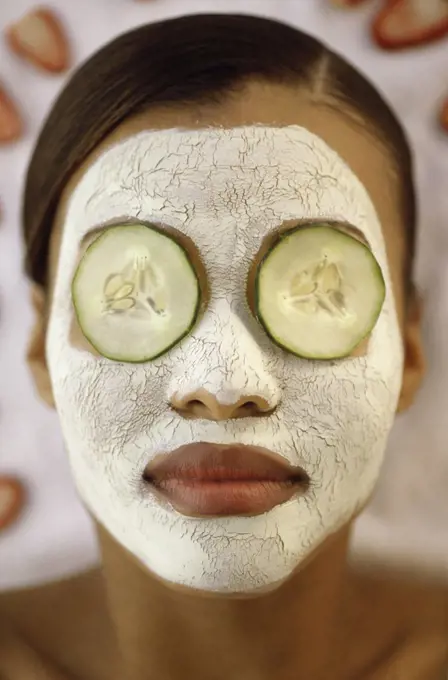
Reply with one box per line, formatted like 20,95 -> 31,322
149,478 -> 302,517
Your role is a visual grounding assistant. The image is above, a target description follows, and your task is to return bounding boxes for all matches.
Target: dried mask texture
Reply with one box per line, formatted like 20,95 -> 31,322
47,126 -> 403,593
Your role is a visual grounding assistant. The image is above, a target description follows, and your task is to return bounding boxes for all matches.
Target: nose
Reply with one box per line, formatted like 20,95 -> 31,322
170,388 -> 275,420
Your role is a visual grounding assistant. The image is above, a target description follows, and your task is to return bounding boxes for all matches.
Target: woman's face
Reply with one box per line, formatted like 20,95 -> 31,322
34,81 -> 423,594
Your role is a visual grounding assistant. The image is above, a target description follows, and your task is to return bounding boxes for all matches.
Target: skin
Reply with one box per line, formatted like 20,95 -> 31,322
29,79 -> 424,410
25,80 -> 425,593
11,79 -> 429,680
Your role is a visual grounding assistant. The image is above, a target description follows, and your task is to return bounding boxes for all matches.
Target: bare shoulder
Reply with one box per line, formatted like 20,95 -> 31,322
336,567 -> 448,679
0,568 -> 118,680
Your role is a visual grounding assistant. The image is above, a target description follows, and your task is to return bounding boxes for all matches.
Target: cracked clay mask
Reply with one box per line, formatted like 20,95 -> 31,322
46,126 -> 403,593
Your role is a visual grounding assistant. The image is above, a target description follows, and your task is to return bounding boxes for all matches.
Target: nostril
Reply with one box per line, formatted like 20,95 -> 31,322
169,391 -> 276,420
237,401 -> 274,417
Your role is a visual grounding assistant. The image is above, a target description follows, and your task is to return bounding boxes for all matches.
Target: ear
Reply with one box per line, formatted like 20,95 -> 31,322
27,284 -> 55,408
396,286 -> 426,413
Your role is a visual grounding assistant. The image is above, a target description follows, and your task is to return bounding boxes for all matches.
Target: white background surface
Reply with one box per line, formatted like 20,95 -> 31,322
0,0 -> 447,589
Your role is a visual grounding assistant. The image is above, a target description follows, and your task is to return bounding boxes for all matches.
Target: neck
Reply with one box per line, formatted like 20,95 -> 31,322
97,522 -> 351,680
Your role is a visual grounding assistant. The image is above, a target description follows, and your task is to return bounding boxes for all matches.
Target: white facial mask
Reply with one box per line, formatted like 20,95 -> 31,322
46,126 -> 403,593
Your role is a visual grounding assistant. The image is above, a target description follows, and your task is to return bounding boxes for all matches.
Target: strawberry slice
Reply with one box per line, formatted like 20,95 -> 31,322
372,0 -> 448,50
0,84 -> 23,143
5,7 -> 71,73
440,97 -> 448,133
0,476 -> 26,531
329,0 -> 371,7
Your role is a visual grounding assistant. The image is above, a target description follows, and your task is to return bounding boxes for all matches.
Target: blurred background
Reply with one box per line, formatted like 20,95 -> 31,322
0,0 -> 447,590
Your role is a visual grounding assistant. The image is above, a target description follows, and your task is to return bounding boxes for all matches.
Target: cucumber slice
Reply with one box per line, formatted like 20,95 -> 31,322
254,225 -> 385,360
72,224 -> 201,362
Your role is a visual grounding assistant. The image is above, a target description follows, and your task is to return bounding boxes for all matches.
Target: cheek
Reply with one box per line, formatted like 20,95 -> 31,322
73,366 -> 169,447
49,257 -> 401,494
278,343 -> 400,477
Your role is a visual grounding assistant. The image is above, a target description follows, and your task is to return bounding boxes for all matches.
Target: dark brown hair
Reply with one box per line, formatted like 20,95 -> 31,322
23,12 -> 416,299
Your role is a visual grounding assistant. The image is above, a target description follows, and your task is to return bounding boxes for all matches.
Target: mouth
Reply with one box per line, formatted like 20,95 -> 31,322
143,443 -> 310,517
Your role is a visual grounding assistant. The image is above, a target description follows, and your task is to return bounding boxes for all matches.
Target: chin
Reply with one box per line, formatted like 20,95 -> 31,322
87,472 -> 361,596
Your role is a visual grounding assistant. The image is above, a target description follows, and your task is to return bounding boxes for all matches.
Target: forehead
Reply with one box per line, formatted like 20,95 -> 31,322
50,87 -> 406,319
67,126 -> 384,252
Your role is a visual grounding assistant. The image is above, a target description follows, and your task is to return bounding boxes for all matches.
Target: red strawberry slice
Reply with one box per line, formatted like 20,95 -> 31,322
0,84 -> 23,143
5,7 -> 71,73
329,0 -> 371,7
0,476 -> 26,531
372,0 -> 448,50
440,97 -> 448,133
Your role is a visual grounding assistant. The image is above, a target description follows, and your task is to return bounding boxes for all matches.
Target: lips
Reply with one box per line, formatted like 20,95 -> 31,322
143,443 -> 310,517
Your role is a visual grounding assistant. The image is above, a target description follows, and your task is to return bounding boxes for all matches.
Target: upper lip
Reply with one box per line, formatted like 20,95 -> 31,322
143,442 -> 309,484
